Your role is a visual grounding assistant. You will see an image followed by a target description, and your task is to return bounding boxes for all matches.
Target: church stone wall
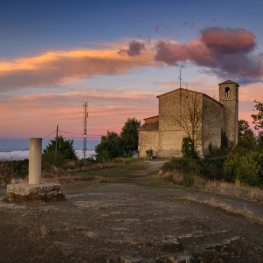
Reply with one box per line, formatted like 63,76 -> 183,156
138,80 -> 239,159
202,95 -> 224,156
157,89 -> 202,157
138,130 -> 158,157
158,90 -> 182,157
158,130 -> 185,157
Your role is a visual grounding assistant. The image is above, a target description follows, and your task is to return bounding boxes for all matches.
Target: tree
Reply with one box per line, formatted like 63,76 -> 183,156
43,136 -> 78,161
120,118 -> 141,156
181,136 -> 199,159
95,118 -> 141,161
238,119 -> 253,139
223,152 -> 261,186
95,131 -> 123,161
171,91 -> 202,151
251,100 -> 263,130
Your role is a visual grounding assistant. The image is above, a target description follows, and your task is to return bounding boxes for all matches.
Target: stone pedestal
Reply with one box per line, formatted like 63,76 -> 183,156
5,137 -> 65,202
5,183 -> 65,202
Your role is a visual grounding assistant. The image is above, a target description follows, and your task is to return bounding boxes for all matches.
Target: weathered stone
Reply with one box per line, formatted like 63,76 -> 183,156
139,80 -> 239,158
5,183 -> 65,202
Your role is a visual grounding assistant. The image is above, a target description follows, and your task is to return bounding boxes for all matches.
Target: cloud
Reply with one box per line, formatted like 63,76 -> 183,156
154,27 -> 263,84
200,27 -> 256,55
0,26 -> 262,92
0,46 -> 154,91
118,40 -> 146,56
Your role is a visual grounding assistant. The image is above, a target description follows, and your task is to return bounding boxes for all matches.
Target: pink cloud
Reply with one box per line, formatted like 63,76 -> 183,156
0,47 -> 154,91
201,27 -> 256,55
154,27 -> 263,83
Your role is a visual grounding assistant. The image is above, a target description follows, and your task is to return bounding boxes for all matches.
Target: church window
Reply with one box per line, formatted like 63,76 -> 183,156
225,87 -> 230,97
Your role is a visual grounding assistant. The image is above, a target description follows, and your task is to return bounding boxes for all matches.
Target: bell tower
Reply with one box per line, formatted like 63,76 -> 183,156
219,80 -> 239,145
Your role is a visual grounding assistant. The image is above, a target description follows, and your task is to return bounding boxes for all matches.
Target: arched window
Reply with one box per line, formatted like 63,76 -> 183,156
225,87 -> 230,98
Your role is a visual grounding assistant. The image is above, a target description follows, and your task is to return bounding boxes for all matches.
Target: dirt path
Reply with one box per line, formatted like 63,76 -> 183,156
0,160 -> 262,263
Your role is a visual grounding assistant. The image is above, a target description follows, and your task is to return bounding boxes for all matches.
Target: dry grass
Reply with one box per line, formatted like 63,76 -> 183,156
159,170 -> 263,204
180,195 -> 263,224
200,178 -> 263,203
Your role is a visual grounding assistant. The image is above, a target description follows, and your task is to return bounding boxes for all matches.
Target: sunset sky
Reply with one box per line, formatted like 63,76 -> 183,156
1,0 -> 263,149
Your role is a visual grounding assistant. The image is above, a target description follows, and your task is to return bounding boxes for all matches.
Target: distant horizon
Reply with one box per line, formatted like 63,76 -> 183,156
0,149 -> 96,161
0,138 -> 100,152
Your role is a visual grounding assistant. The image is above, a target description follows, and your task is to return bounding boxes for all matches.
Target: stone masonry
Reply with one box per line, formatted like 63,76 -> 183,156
139,80 -> 239,158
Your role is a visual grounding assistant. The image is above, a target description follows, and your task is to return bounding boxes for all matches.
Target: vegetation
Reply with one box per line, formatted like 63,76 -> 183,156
120,117 -> 141,155
0,159 -> 28,184
94,131 -> 122,162
181,136 -> 199,159
42,136 -> 78,170
95,118 -> 140,162
251,100 -> 263,130
160,131 -> 263,188
238,119 -> 253,139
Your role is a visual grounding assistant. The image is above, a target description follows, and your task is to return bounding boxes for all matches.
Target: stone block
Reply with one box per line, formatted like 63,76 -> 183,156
5,183 -> 65,202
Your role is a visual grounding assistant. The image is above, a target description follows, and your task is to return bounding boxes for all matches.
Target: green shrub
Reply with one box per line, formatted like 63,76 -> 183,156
221,131 -> 228,149
161,158 -> 200,187
181,137 -> 199,159
200,157 -> 226,181
182,173 -> 195,187
97,149 -> 111,163
0,160 -> 29,184
223,152 -> 261,186
42,152 -> 65,171
162,158 -> 200,174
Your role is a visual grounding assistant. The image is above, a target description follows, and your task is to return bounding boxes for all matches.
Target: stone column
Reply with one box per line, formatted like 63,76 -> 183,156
28,138 -> 42,185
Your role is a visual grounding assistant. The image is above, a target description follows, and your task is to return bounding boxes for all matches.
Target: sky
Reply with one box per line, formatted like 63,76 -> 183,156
1,0 -> 263,150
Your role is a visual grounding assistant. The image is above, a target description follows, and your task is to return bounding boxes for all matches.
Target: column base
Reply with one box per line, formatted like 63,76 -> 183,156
5,183 -> 65,202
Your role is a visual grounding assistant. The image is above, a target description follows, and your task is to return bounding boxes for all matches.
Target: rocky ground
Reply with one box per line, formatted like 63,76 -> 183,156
0,160 -> 262,263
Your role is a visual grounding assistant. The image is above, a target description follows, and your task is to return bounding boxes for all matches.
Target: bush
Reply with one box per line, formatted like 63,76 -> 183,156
223,152 -> 261,186
181,137 -> 199,159
200,157 -> 226,181
42,152 -> 65,171
96,149 -> 111,163
43,136 -> 78,161
161,158 -> 200,187
0,160 -> 28,184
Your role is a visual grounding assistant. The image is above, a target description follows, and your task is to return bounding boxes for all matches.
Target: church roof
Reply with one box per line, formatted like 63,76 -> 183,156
218,80 -> 239,87
156,88 -> 202,98
139,117 -> 159,131
156,88 -> 223,107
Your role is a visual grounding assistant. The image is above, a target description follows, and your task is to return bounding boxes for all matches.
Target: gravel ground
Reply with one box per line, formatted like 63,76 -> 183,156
0,161 -> 262,263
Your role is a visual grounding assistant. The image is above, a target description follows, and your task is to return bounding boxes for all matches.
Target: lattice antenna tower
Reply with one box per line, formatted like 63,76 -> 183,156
83,99 -> 88,159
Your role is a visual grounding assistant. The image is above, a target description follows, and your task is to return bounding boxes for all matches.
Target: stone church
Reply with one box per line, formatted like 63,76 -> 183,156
138,80 -> 239,157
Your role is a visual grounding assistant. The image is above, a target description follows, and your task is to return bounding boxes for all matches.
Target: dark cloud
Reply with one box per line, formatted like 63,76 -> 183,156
118,40 -> 145,56
201,27 -> 256,55
154,27 -> 263,84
